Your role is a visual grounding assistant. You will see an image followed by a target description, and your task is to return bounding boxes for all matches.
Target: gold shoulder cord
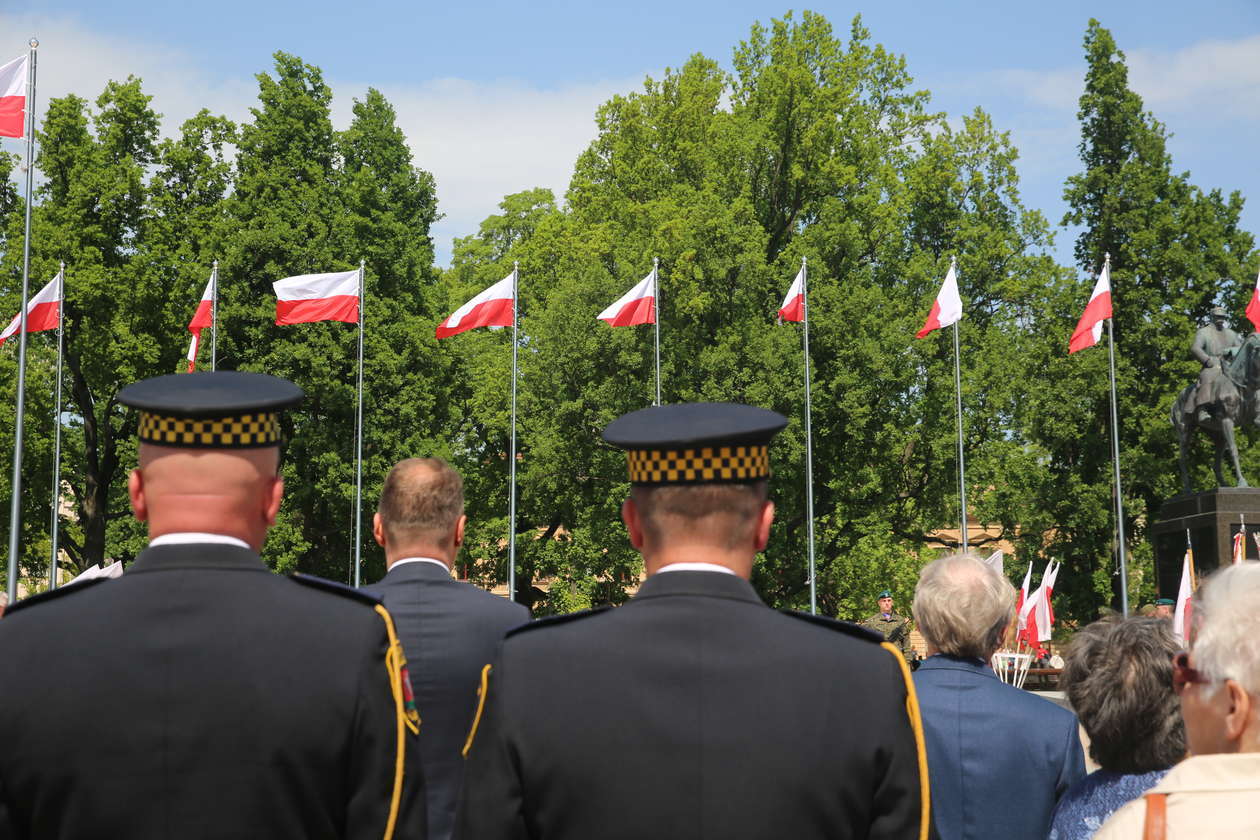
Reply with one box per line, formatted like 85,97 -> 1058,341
880,642 -> 931,840
462,664 -> 493,758
374,604 -> 409,840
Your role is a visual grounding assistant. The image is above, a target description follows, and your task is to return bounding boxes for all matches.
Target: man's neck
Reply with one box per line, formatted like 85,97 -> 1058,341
642,546 -> 752,579
387,552 -> 451,571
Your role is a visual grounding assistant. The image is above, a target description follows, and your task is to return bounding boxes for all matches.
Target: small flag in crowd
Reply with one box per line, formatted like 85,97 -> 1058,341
0,54 -> 27,138
1069,261 -> 1112,354
1016,561 -> 1031,619
1173,545 -> 1195,644
274,270 -> 360,325
185,273 -> 214,372
598,270 -> 656,327
778,267 -> 805,323
1233,523 -> 1246,565
915,261 -> 962,338
435,273 -> 515,339
1246,268 -> 1260,333
0,269 -> 62,345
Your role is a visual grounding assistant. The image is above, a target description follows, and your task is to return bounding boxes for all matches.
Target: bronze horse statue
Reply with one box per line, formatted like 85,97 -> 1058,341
1171,332 -> 1260,492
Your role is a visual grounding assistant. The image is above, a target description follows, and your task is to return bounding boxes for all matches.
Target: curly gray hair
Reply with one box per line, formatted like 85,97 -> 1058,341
1192,562 -> 1260,697
912,553 -> 1015,659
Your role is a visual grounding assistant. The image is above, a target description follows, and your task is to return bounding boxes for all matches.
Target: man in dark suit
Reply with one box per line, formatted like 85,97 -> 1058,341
912,553 -> 1085,840
362,457 -> 528,840
457,402 -> 932,840
0,372 -> 425,840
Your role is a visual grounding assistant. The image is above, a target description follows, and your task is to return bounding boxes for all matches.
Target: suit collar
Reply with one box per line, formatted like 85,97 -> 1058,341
918,653 -> 997,679
633,570 -> 763,604
127,543 -> 269,573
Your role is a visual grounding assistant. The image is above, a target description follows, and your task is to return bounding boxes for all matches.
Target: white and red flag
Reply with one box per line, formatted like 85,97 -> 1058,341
0,269 -> 62,345
185,273 -> 215,372
1034,560 -> 1060,641
273,270 -> 359,325
598,270 -> 656,327
1173,546 -> 1195,644
1016,561 -> 1031,618
0,54 -> 27,139
435,273 -> 515,339
778,267 -> 805,323
1233,526 -> 1246,565
915,262 -> 962,338
1246,268 -> 1260,333
1069,262 -> 1112,354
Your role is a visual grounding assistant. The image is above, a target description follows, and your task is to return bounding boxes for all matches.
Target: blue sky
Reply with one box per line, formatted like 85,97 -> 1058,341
4,1 -> 1259,270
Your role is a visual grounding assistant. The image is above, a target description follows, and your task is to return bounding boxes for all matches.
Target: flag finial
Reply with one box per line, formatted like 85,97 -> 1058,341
28,39 -> 38,49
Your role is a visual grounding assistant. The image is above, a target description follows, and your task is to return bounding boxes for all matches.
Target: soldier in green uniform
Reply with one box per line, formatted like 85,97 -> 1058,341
861,590 -> 915,661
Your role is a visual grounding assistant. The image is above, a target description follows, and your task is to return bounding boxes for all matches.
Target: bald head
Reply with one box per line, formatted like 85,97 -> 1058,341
373,458 -> 466,567
128,444 -> 284,551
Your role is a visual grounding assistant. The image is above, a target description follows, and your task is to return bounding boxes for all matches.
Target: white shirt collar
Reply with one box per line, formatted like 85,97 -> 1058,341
391,557 -> 451,574
655,562 -> 736,575
149,532 -> 251,550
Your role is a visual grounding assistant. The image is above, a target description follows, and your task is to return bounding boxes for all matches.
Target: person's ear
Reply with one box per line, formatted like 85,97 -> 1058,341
1222,679 -> 1253,743
128,468 -> 147,523
753,500 -> 775,552
622,497 -> 645,551
262,477 -> 284,526
453,514 -> 466,550
373,513 -> 387,548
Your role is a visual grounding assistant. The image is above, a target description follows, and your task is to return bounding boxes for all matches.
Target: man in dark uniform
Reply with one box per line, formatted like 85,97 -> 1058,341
362,457 -> 528,840
0,371 -> 425,840
1191,305 -> 1243,424
457,402 -> 932,840
861,589 -> 915,661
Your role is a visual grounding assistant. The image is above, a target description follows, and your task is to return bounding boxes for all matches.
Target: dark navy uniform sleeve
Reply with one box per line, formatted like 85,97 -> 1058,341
870,642 -> 935,840
454,660 -> 527,840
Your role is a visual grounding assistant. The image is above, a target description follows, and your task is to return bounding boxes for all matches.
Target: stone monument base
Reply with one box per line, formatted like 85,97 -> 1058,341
1150,488 -> 1260,598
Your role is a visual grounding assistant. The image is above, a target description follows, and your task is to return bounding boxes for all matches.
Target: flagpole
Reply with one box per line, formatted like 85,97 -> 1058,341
653,256 -> 661,406
508,261 -> 519,602
6,38 -> 38,603
950,258 -> 968,553
352,259 -> 365,587
210,260 -> 218,371
48,263 -> 64,590
801,257 -> 817,615
1104,252 -> 1129,616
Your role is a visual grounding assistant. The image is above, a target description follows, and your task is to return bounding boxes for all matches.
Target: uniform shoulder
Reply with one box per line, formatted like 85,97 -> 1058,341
505,605 -> 612,639
5,578 -> 110,616
290,572 -> 383,607
779,610 -> 886,644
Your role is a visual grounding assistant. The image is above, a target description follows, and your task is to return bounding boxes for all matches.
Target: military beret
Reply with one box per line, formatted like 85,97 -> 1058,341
1154,598 -> 1176,606
117,371 -> 303,449
878,590 -> 892,599
603,402 -> 787,485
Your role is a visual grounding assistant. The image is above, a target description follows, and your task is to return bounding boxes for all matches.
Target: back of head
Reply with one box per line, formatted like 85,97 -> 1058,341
630,482 -> 768,551
1193,562 -> 1260,697
912,553 -> 1015,659
377,457 -> 464,545
1062,616 -> 1185,773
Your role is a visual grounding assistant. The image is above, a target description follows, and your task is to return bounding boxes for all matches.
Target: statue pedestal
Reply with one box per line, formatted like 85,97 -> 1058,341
1150,488 -> 1260,597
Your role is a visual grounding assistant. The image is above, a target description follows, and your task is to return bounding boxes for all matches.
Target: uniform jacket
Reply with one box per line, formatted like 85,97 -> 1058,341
913,654 -> 1085,840
861,611 -> 914,659
362,560 -> 529,840
456,570 -> 932,840
0,543 -> 425,840
1094,753 -> 1260,840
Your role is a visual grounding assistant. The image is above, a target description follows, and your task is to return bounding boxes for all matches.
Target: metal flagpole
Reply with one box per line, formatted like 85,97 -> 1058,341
210,260 -> 218,371
653,257 -> 661,406
1104,253 -> 1129,615
951,258 -> 968,553
802,257 -> 817,615
6,38 -> 38,603
48,264 -> 64,590
352,259 -> 365,587
508,262 -> 519,602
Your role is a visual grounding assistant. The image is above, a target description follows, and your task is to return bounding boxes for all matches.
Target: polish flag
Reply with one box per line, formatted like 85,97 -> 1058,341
1069,262 -> 1112,354
0,55 -> 27,139
598,270 -> 655,327
1034,560 -> 1059,641
1246,268 -> 1260,333
435,273 -> 514,339
0,270 -> 62,345
915,262 -> 962,338
1233,527 -> 1245,565
1016,561 -> 1031,618
185,274 -> 215,372
274,270 -> 359,325
778,268 -> 805,322
1173,547 -> 1195,644
1018,588 -> 1040,650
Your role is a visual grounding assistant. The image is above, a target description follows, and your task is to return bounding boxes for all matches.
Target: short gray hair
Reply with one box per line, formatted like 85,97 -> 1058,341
912,553 -> 1015,658
1062,617 -> 1185,772
1193,562 -> 1260,696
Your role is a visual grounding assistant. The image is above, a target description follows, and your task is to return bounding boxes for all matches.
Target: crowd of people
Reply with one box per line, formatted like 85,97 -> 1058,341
0,369 -> 1258,839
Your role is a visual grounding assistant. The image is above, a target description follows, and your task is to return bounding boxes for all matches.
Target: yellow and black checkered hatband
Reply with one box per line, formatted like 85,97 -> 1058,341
137,411 -> 281,448
626,445 -> 771,485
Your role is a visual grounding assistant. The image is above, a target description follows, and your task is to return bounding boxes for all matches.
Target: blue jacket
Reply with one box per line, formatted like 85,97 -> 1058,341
913,654 -> 1086,840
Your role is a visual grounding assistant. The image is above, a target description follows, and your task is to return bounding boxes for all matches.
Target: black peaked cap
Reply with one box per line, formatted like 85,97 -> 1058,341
603,402 -> 787,450
118,371 -> 304,419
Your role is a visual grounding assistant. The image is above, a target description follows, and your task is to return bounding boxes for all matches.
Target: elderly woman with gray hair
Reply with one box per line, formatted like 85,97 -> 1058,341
912,553 -> 1085,840
1047,617 -> 1185,839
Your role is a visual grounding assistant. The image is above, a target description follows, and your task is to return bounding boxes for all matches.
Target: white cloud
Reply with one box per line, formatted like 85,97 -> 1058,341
1127,35 -> 1260,119
0,11 -> 640,265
